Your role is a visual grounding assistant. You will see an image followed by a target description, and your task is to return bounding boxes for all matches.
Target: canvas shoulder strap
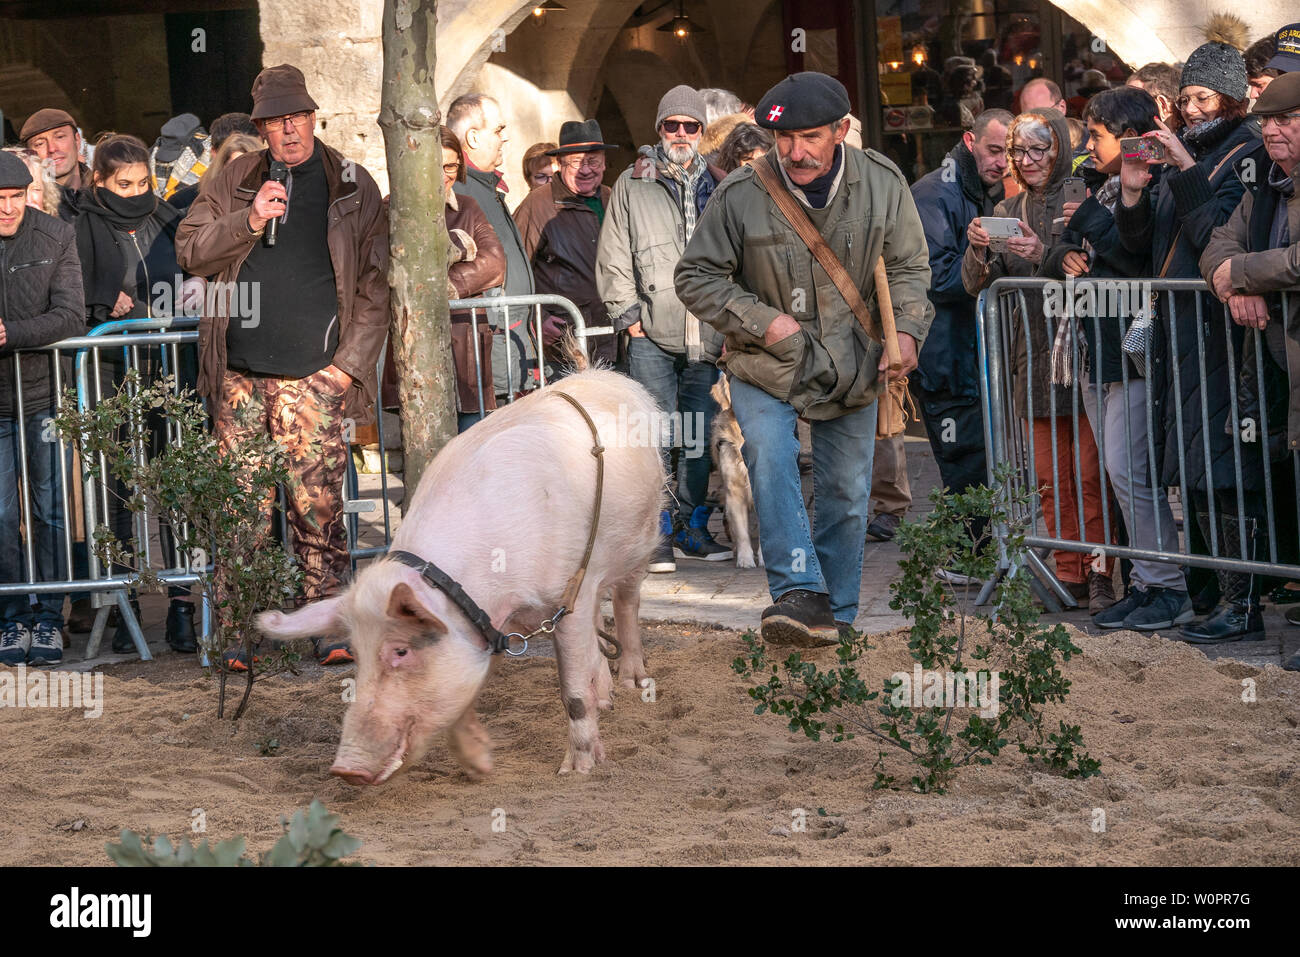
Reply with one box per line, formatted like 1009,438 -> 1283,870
752,158 -> 882,343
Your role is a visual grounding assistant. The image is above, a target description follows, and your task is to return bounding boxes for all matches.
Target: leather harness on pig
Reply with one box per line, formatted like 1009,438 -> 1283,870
387,391 -> 621,659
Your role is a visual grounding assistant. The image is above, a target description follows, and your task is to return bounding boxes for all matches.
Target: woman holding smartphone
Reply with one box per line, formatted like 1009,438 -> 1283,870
963,107 -> 1115,613
1114,41 -> 1269,645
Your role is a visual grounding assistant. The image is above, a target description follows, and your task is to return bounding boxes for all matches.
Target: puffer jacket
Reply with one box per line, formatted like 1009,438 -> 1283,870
175,139 -> 390,420
446,190 -> 507,414
596,145 -> 722,360
675,145 -> 933,420
1201,157 -> 1300,463
962,108 -> 1074,420
0,207 -> 85,417
1114,117 -> 1266,492
513,174 -> 617,367
910,141 -> 1003,404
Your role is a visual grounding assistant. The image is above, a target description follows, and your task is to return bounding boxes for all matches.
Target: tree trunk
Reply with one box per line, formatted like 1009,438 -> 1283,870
380,0 -> 455,493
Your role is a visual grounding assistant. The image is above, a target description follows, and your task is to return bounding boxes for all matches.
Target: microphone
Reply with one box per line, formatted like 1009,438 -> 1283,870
265,160 -> 289,247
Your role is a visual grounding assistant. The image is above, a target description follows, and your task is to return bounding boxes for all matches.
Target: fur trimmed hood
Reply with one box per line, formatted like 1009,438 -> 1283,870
699,112 -> 750,158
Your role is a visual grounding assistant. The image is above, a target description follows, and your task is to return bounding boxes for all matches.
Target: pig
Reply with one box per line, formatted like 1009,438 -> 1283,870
256,369 -> 665,783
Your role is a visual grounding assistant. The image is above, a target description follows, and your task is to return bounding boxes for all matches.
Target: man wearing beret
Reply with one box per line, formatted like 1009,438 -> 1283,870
597,85 -> 730,572
20,108 -> 89,223
1201,71 -> 1300,671
176,64 -> 390,668
676,71 -> 933,646
0,151 -> 85,666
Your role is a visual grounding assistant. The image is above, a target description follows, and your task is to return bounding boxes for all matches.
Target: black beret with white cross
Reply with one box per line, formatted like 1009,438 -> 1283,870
755,72 -> 852,131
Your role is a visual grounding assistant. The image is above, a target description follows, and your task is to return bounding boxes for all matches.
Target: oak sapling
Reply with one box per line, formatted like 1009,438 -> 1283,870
733,466 -> 1100,793
54,372 -> 302,719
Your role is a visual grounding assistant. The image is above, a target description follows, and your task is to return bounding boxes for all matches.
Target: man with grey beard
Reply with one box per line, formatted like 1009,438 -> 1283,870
597,85 -> 730,573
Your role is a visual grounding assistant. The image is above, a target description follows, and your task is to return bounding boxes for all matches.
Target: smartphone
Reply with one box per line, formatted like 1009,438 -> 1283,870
1120,136 -> 1166,163
1062,177 -> 1088,206
981,216 -> 1024,253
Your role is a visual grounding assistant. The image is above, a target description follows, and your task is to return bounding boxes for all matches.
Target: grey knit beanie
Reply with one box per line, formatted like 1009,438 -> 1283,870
1180,42 -> 1248,101
655,85 -> 707,129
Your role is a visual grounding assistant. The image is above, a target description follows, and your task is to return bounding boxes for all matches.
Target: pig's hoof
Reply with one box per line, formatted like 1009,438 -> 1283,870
558,739 -> 605,775
448,721 -> 494,780
616,654 -> 651,692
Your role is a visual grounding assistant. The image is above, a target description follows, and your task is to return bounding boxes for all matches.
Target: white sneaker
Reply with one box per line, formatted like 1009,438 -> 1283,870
0,622 -> 32,665
935,566 -> 980,586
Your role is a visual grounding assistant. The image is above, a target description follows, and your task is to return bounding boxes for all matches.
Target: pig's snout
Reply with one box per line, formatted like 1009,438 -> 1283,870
330,764 -> 376,786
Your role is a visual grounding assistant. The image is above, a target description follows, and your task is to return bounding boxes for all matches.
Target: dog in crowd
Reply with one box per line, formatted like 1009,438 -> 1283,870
710,375 -> 762,569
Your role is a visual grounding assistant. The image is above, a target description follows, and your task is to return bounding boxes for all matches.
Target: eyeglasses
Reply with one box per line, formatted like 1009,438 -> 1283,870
561,154 -> 606,171
442,163 -> 461,176
1261,111 -> 1300,128
1008,145 -> 1049,163
660,120 -> 701,135
1175,92 -> 1220,111
263,111 -> 313,132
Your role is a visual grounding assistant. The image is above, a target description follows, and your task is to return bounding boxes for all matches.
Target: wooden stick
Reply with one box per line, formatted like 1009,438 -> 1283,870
873,256 -> 902,372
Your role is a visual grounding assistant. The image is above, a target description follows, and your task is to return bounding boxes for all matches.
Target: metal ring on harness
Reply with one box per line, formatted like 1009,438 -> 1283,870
386,390 -> 610,659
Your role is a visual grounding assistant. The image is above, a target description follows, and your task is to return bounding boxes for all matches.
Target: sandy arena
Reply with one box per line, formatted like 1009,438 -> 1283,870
1,620 -> 1297,866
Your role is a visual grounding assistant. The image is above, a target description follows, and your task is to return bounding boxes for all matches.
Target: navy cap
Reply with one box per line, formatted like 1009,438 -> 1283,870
1267,23 -> 1300,72
755,72 -> 851,131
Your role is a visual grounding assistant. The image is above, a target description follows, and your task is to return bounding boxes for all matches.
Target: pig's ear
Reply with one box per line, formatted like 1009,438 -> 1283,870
386,581 -> 448,636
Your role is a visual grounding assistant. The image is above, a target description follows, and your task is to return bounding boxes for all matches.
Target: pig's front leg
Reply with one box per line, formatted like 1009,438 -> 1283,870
612,576 -> 653,694
554,596 -> 606,775
447,705 -> 494,780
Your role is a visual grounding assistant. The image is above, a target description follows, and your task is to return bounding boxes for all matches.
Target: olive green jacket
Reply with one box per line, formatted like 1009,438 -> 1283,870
674,146 -> 933,419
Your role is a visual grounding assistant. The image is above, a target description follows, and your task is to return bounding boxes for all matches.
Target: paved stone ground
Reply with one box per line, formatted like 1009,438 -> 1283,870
58,430 -> 1298,672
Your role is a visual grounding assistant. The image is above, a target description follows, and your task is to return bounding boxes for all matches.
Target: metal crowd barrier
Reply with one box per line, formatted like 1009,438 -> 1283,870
976,276 -> 1300,611
452,292 -> 602,426
2,293 -> 590,660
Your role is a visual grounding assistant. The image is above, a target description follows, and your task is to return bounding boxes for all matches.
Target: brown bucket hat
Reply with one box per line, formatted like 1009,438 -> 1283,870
250,64 -> 320,121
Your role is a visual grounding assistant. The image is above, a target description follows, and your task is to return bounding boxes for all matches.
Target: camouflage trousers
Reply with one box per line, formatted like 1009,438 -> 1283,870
213,368 -> 350,616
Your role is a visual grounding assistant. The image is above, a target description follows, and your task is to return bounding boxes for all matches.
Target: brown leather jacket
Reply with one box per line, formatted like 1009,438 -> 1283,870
514,174 -> 617,366
446,191 -> 506,413
175,139 -> 390,418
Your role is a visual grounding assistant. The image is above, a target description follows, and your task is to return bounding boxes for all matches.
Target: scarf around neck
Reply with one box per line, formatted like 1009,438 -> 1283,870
74,187 -> 160,318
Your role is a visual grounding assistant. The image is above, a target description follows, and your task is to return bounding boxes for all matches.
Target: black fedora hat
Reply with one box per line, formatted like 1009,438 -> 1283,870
545,119 -> 618,156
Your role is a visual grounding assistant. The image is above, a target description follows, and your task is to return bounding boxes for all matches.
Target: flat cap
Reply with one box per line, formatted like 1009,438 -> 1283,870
1266,22 -> 1300,72
0,151 -> 33,190
755,72 -> 851,131
1252,70 -> 1300,114
20,108 -> 76,143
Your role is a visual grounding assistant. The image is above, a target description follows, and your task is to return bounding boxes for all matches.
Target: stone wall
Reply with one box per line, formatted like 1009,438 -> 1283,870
258,0 -> 1300,197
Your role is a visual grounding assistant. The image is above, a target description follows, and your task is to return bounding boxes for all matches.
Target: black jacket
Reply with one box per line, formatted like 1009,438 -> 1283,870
1041,182 -> 1152,385
76,196 -> 186,327
455,167 -> 539,394
0,208 -> 86,417
910,142 -> 1002,406
1114,117 -> 1266,492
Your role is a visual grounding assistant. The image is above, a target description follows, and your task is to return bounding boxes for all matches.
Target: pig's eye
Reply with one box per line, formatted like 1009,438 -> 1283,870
395,647 -> 408,658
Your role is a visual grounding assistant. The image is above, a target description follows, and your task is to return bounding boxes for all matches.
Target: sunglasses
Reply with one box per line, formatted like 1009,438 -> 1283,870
661,120 -> 701,135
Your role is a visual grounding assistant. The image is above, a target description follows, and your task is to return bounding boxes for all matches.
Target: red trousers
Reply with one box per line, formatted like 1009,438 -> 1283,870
1029,417 -> 1112,583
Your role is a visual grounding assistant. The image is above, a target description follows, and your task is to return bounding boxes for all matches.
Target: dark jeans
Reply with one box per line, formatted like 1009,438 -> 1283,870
0,407 -> 69,626
626,336 -> 718,523
918,388 -> 989,548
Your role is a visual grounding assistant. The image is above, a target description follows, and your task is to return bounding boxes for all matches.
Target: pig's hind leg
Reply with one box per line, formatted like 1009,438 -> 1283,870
611,575 -> 653,694
555,592 -> 607,775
